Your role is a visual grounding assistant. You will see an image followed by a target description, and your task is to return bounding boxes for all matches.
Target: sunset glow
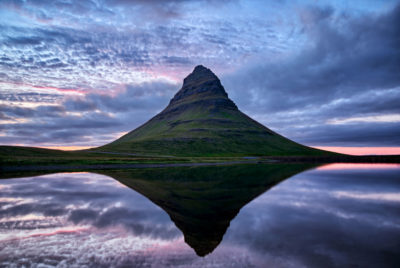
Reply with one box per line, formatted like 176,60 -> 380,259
317,163 -> 400,170
314,146 -> 400,156
42,146 -> 93,151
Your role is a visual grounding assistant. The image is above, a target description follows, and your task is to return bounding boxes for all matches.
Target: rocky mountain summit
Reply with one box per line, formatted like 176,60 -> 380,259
157,65 -> 237,119
98,65 -> 325,156
171,65 -> 230,103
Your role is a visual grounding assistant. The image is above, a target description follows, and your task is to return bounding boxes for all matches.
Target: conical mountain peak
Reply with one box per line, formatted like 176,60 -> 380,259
169,65 -> 230,107
183,65 -> 218,85
99,65 -> 326,157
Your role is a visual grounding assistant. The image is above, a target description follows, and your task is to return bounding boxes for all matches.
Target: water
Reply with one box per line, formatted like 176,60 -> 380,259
0,163 -> 399,267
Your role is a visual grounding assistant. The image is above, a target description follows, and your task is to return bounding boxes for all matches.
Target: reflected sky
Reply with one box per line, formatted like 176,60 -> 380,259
0,164 -> 399,267
0,172 -> 183,267
222,164 -> 400,268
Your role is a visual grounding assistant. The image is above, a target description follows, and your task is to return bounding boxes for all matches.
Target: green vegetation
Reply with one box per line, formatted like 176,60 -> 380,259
98,107 -> 328,156
97,66 -> 331,157
0,145 -> 265,173
0,145 -> 189,167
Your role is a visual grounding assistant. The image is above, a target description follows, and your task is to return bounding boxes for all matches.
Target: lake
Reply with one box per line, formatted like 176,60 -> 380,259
0,163 -> 399,267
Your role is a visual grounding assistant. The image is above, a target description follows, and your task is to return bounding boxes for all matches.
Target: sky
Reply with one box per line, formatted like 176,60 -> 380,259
0,0 -> 399,154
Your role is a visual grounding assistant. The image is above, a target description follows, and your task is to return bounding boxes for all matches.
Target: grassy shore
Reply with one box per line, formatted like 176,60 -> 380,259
1,145 -> 399,175
0,145 -> 255,169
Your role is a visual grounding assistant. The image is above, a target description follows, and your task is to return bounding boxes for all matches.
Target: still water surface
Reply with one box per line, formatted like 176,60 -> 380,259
0,163 -> 399,267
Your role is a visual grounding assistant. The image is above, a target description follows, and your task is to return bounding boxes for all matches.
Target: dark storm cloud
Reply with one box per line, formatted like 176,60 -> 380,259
227,4 -> 400,111
224,3 -> 400,146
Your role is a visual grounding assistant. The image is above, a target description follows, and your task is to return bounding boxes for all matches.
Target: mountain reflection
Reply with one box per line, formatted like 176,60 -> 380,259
98,163 -> 316,256
1,164 -> 399,267
0,163 -> 315,258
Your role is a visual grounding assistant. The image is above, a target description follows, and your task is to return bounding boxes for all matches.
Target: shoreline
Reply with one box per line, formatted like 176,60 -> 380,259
1,154 -> 399,174
0,160 -> 260,173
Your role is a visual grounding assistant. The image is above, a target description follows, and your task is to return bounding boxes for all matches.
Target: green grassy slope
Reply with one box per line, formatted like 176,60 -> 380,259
0,145 -> 191,167
98,65 -> 330,157
99,106 -> 325,156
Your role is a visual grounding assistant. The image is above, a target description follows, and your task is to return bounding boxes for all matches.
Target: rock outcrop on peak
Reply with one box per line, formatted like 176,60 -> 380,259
169,65 -> 230,105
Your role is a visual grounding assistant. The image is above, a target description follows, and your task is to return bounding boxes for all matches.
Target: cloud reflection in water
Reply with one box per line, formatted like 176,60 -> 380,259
0,165 -> 399,267
222,164 -> 400,268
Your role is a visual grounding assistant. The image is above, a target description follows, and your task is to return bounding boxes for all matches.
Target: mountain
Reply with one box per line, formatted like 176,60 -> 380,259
97,65 -> 327,156
99,163 -> 316,256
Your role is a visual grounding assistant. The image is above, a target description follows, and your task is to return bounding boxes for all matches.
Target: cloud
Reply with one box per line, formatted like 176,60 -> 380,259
224,3 -> 400,146
227,4 -> 400,111
293,122 -> 400,147
0,92 -> 62,103
0,106 -> 122,145
68,80 -> 177,113
0,1 -> 399,148
0,80 -> 177,147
